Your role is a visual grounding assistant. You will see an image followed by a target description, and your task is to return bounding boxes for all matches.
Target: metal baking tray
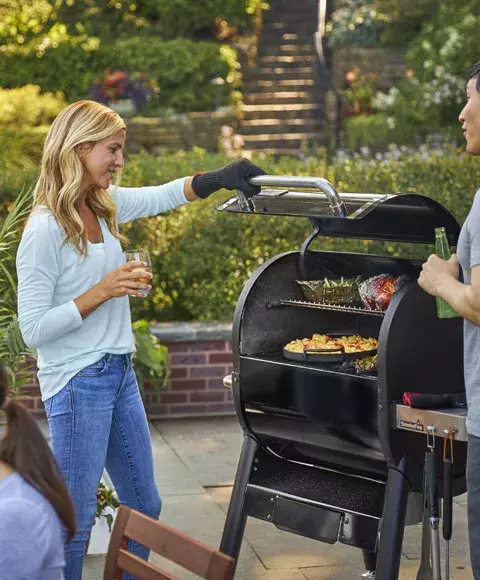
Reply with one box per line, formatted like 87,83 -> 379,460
283,332 -> 378,364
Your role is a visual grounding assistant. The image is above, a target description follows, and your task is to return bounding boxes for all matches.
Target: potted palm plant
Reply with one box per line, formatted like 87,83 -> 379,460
0,186 -> 34,395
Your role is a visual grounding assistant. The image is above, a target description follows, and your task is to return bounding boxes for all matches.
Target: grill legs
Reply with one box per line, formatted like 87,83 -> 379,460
362,549 -> 377,577
375,456 -> 409,580
220,434 -> 258,568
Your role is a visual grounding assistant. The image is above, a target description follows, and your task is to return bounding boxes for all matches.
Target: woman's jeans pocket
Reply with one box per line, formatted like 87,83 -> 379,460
44,382 -> 73,419
74,356 -> 108,377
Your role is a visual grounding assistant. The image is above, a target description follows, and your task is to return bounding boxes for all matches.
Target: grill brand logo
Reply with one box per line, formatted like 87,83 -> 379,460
399,419 -> 424,432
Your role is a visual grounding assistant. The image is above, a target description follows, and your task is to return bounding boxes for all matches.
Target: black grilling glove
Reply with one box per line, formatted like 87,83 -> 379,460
191,158 -> 266,199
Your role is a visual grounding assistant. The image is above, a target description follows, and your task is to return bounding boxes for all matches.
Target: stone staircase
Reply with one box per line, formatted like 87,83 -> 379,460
241,0 -> 325,156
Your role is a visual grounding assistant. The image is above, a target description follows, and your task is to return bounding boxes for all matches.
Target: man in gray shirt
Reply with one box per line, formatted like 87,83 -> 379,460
419,60 -> 480,578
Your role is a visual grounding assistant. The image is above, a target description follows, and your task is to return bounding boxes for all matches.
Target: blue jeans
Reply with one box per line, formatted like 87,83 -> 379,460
468,434 -> 480,579
44,353 -> 162,580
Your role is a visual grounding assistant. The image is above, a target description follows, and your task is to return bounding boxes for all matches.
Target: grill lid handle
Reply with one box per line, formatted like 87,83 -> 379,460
249,175 -> 348,217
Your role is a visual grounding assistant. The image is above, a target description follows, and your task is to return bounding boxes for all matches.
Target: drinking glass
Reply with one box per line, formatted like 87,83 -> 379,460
124,249 -> 152,297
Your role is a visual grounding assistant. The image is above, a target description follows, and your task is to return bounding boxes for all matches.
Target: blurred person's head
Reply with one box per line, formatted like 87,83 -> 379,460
33,100 -> 127,255
459,61 -> 480,155
0,361 -> 75,540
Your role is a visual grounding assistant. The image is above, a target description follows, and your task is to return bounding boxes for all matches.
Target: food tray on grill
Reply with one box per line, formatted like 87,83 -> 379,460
283,332 -> 378,364
296,277 -> 361,306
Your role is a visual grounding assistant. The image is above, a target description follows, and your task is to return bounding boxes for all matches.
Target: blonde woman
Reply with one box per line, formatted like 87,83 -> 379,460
16,100 -> 265,580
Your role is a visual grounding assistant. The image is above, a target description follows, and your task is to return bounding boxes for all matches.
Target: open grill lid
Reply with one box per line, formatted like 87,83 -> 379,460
214,175 -> 460,245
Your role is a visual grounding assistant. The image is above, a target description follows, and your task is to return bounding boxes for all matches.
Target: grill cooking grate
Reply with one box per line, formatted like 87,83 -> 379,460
270,299 -> 385,317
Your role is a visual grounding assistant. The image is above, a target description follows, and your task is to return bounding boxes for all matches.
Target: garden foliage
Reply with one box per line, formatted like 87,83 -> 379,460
3,148 -> 479,323
0,38 -> 240,112
328,0 -> 480,148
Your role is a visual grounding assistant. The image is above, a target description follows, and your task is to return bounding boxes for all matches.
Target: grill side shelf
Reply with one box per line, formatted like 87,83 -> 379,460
268,299 -> 385,317
395,404 -> 467,442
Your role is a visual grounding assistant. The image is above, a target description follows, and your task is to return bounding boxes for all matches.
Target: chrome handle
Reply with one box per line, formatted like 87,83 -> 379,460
249,175 -> 347,217
236,190 -> 255,212
223,374 -> 233,389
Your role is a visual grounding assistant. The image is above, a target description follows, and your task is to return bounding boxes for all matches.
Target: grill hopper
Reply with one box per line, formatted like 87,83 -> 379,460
216,176 -> 465,577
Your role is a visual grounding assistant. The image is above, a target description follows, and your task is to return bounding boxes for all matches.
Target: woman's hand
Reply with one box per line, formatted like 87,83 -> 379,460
190,158 -> 266,199
100,261 -> 152,299
418,253 -> 459,296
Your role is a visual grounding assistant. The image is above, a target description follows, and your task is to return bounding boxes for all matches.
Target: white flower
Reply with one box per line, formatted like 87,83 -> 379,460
386,116 -> 395,129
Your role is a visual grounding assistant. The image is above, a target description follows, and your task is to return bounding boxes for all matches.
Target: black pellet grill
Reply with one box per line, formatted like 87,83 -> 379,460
216,176 -> 468,579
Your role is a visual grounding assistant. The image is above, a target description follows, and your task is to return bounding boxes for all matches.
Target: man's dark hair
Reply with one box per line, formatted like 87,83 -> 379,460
468,61 -> 480,91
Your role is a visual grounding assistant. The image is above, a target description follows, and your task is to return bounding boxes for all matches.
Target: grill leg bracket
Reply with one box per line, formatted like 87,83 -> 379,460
375,456 -> 409,580
220,433 -> 258,567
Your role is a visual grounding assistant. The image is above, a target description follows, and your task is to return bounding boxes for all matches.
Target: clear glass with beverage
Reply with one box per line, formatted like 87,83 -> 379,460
124,249 -> 152,297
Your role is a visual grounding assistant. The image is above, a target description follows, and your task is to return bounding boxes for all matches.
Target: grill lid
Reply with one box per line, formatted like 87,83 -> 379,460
215,175 -> 460,245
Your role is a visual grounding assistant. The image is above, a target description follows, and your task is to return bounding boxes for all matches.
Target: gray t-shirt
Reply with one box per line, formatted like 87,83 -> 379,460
0,472 -> 65,579
457,189 -> 480,437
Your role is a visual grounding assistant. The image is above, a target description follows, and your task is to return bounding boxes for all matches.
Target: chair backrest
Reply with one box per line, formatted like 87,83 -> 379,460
103,505 -> 235,580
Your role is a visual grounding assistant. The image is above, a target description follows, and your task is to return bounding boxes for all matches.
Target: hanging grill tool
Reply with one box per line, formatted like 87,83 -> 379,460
443,429 -> 455,580
416,454 -> 433,580
426,426 -> 442,580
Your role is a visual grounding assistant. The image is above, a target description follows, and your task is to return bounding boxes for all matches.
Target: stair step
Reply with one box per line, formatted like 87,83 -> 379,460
258,43 -> 315,56
243,113 -> 323,123
246,67 -> 315,81
258,55 -> 317,64
245,89 -> 312,97
264,18 -> 318,27
268,20 -> 317,28
244,92 -> 313,105
250,148 -> 307,156
245,79 -> 314,89
242,102 -> 322,112
241,119 -> 322,135
253,66 -> 315,75
258,32 -> 312,43
258,47 -> 316,59
244,132 -> 320,143
264,9 -> 318,18
265,0 -> 318,7
245,139 -> 321,151
242,117 -> 321,127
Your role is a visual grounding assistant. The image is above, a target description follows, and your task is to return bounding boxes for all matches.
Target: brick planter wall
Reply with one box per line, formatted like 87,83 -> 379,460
144,322 -> 234,418
15,322 -> 235,420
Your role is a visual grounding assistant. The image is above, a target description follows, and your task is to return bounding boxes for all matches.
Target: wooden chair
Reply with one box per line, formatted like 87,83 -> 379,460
103,505 -> 235,580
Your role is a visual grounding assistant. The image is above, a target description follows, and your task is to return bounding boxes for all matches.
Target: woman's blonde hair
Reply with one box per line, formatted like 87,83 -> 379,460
33,100 -> 127,255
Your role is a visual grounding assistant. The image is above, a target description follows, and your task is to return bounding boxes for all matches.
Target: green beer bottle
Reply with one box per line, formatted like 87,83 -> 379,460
434,227 -> 459,319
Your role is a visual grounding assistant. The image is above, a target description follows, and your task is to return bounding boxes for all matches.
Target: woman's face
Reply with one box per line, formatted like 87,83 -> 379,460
459,77 -> 480,156
80,129 -> 126,190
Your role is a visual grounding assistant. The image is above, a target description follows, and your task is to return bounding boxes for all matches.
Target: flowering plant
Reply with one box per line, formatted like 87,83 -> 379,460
90,70 -> 159,111
96,482 -> 119,531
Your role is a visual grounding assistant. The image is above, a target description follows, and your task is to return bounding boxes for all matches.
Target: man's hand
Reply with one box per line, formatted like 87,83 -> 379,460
418,253 -> 460,296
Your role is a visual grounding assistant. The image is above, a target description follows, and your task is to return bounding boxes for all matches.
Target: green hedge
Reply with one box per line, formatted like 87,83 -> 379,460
0,38 -> 239,111
127,0 -> 265,39
344,114 -> 418,150
118,149 -> 480,321
2,149 -> 480,321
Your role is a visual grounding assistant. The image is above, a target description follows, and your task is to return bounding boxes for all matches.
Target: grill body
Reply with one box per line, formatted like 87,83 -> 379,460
233,250 -> 466,494
217,182 -> 466,577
